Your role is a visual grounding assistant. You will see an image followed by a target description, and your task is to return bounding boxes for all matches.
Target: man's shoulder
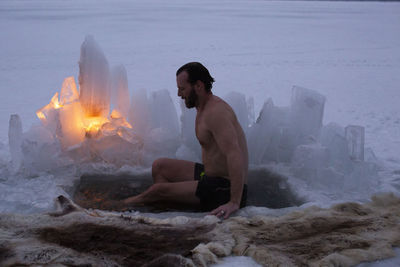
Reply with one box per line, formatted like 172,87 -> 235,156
207,96 -> 230,112
204,96 -> 235,124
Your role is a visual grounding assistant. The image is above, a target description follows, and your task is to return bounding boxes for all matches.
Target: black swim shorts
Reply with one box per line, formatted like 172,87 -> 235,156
194,163 -> 247,212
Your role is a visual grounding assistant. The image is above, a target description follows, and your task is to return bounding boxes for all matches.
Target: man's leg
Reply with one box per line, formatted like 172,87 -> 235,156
152,158 -> 196,183
122,158 -> 199,208
124,180 -> 200,207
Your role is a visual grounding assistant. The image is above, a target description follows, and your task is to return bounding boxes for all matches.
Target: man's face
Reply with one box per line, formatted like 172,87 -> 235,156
177,71 -> 197,109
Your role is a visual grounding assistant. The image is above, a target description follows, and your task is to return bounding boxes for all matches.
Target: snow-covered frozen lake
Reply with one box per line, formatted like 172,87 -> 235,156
0,0 -> 399,266
1,0 -> 399,150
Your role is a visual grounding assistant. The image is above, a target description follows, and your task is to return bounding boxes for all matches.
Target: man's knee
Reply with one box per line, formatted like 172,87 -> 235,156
152,158 -> 169,181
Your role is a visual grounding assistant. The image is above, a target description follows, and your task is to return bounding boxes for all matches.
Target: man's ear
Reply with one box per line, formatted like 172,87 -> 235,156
194,80 -> 204,93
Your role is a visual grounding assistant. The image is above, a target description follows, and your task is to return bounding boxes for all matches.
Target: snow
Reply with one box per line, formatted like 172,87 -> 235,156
0,0 -> 399,266
211,256 -> 262,267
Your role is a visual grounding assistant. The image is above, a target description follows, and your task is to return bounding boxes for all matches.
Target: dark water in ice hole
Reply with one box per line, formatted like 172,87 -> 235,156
73,168 -> 304,212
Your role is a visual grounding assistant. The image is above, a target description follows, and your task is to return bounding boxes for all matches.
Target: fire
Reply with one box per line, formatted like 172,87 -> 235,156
36,92 -> 63,121
83,116 -> 109,137
82,110 -> 132,138
36,76 -> 133,149
34,36 -> 143,166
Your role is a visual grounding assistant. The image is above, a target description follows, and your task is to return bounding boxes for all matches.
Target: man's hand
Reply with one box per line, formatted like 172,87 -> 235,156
210,201 -> 239,219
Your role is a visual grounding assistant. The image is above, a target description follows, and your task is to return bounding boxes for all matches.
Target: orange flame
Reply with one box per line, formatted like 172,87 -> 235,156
36,92 -> 63,123
36,77 -> 133,148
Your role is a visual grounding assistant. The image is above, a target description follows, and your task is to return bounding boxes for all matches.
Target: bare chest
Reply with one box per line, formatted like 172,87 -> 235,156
195,116 -> 213,147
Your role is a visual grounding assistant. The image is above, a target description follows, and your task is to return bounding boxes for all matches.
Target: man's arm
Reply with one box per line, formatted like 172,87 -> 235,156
207,109 -> 246,218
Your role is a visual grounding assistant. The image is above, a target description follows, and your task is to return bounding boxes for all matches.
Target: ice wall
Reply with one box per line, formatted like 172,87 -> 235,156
8,114 -> 23,174
12,36 -> 144,172
345,125 -> 365,161
320,123 -> 352,174
247,99 -> 275,164
247,99 -> 292,164
241,86 -> 378,195
178,100 -> 201,162
5,36 -> 380,199
290,86 -> 325,146
58,77 -> 85,148
149,89 -> 180,139
111,65 -> 130,119
143,90 -> 181,162
79,35 -> 111,117
224,91 -> 249,132
128,88 -> 151,138
21,125 -> 62,175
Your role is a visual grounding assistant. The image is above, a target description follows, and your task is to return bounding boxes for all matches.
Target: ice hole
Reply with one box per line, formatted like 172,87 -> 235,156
72,168 -> 304,212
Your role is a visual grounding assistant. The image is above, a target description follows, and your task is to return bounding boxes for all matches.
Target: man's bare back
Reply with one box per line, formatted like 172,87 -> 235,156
123,62 -> 248,218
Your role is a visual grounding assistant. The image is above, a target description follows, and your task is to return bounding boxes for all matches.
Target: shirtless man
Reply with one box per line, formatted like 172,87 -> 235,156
124,62 -> 248,218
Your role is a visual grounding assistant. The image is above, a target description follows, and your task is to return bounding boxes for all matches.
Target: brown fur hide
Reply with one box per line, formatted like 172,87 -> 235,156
0,193 -> 399,266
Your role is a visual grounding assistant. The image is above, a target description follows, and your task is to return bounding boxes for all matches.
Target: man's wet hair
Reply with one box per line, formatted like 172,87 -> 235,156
177,62 -> 215,92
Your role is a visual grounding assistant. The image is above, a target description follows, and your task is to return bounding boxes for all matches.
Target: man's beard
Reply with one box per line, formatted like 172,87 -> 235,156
185,87 -> 197,108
